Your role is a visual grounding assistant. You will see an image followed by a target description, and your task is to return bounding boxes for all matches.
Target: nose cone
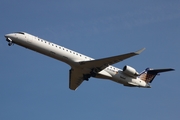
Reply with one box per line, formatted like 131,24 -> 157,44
4,34 -> 9,38
4,33 -> 13,38
5,33 -> 15,43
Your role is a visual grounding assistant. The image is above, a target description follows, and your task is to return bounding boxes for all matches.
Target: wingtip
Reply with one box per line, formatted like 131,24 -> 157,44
135,48 -> 146,54
168,68 -> 175,71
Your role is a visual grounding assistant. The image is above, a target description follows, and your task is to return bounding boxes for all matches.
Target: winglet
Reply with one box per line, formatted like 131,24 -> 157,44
135,48 -> 145,55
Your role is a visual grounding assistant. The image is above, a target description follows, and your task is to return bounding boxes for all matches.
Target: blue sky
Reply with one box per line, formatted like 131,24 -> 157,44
0,0 -> 180,120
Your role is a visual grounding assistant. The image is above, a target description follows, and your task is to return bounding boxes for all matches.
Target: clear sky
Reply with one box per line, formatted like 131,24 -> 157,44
0,0 -> 179,120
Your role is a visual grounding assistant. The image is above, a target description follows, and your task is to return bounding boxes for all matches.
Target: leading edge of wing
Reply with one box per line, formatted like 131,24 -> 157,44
79,48 -> 145,69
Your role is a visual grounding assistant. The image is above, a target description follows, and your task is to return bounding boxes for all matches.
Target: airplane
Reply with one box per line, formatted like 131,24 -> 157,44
4,32 -> 174,90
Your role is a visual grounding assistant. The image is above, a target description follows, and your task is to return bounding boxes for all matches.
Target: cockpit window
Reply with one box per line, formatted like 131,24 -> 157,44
15,32 -> 25,35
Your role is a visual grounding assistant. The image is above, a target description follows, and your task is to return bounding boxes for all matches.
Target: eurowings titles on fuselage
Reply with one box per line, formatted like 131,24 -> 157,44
4,32 -> 174,90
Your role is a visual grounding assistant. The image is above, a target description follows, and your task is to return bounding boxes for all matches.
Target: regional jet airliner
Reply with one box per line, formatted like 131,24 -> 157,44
5,32 -> 174,90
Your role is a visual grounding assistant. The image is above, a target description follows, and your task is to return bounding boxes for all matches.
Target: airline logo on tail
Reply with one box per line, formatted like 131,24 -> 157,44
139,68 -> 174,83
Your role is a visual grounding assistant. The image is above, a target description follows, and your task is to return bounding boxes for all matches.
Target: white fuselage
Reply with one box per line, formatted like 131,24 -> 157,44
5,32 -> 149,88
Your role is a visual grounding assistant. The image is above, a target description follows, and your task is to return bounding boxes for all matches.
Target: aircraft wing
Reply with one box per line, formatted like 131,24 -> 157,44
69,68 -> 85,90
79,48 -> 145,71
69,48 -> 145,90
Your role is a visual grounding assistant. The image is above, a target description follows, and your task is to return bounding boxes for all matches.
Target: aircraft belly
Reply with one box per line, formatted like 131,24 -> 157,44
111,73 -> 133,85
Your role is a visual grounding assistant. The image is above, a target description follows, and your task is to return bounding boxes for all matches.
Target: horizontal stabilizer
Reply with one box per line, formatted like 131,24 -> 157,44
148,68 -> 174,74
139,68 -> 174,83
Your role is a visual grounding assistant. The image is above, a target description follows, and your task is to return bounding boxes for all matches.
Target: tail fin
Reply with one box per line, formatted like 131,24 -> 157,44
139,68 -> 174,83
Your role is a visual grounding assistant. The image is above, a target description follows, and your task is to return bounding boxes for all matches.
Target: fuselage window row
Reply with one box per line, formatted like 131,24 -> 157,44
36,37 -> 90,59
35,35 -> 113,69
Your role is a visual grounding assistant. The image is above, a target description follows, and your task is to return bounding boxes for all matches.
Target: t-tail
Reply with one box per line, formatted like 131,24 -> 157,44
139,68 -> 174,83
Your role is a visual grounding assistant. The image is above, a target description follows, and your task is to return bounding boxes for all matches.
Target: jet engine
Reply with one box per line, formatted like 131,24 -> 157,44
123,65 -> 139,78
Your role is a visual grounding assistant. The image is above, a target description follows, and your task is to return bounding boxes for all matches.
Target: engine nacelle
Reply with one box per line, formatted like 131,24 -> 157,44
123,65 -> 139,78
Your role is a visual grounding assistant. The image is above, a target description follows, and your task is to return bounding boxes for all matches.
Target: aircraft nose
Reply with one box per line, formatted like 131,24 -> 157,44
4,33 -> 12,38
4,34 -> 9,38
